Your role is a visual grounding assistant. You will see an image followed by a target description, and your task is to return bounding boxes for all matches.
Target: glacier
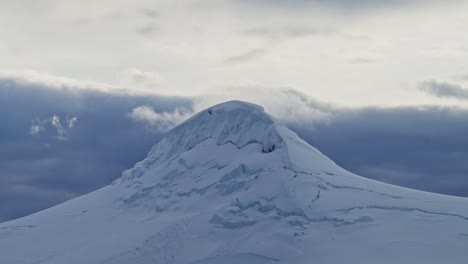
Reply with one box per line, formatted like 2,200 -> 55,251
1,100 -> 467,264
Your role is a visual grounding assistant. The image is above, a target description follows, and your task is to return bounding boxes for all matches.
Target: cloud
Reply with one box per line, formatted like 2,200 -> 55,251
289,105 -> 468,197
51,115 -> 66,140
29,123 -> 44,135
51,115 -> 76,141
235,0 -> 440,12
68,117 -> 78,129
118,68 -> 162,90
348,56 -> 376,64
194,87 -> 333,126
0,77 -> 193,222
242,25 -> 334,40
269,88 -> 333,125
229,25 -> 336,64
141,8 -> 158,19
419,80 -> 468,100
460,74 -> 468,81
29,115 -> 78,141
136,22 -> 160,36
0,0 -> 467,110
0,69 -> 116,93
224,49 -> 267,63
1,0 -> 467,111
136,8 -> 160,36
0,69 -> 165,96
128,105 -> 192,132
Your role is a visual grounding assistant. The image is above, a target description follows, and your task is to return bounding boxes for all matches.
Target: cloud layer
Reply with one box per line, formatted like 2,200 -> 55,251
0,76 -> 193,223
128,105 -> 191,132
30,115 -> 78,141
2,0 -> 468,108
291,106 -> 468,197
419,81 -> 468,100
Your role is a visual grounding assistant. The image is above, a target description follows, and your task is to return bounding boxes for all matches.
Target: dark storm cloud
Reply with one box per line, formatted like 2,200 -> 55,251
419,80 -> 468,100
0,79 -> 193,222
289,106 -> 468,197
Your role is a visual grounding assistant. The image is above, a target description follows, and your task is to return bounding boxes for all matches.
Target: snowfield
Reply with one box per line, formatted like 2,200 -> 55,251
1,101 -> 468,263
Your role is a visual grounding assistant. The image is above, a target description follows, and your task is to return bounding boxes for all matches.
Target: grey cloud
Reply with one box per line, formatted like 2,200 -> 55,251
419,80 -> 468,100
141,8 -> 158,19
452,73 -> 468,81
29,120 -> 45,135
119,68 -> 162,88
348,56 -> 376,64
136,22 -> 160,36
128,105 -> 192,132
68,117 -> 78,128
242,25 -> 334,40
225,48 -> 267,63
0,78 -> 193,223
237,25 -> 337,62
281,88 -> 333,112
136,8 -> 160,36
235,0 -> 441,12
284,25 -> 332,37
289,106 -> 468,197
30,115 -> 78,141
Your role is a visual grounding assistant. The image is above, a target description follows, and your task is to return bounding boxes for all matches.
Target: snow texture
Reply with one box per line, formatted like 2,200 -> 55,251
1,100 -> 468,264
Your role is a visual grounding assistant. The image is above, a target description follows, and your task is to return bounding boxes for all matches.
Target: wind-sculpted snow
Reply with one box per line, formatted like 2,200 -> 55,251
1,101 -> 468,264
120,101 -> 284,183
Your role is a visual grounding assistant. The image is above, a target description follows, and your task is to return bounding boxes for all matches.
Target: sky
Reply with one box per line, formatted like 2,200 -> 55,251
1,0 -> 468,222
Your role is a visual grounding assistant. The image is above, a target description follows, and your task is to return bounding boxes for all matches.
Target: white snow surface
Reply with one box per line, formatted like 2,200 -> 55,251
1,100 -> 468,264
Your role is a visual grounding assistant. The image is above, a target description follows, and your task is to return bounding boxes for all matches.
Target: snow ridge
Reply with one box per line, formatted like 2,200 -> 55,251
121,101 -> 285,181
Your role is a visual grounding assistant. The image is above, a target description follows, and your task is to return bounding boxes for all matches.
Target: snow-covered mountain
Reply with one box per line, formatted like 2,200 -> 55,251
1,101 -> 468,264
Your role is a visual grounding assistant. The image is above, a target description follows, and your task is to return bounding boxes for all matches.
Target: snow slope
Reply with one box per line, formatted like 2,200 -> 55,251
1,101 -> 468,264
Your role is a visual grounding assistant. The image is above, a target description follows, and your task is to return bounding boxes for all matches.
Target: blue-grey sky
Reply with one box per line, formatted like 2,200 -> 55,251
1,0 -> 468,222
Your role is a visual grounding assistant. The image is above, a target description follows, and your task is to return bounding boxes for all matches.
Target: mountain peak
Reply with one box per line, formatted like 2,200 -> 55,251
125,101 -> 284,175
207,100 -> 265,113
168,100 -> 283,151
3,101 -> 468,264
120,100 -> 341,183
